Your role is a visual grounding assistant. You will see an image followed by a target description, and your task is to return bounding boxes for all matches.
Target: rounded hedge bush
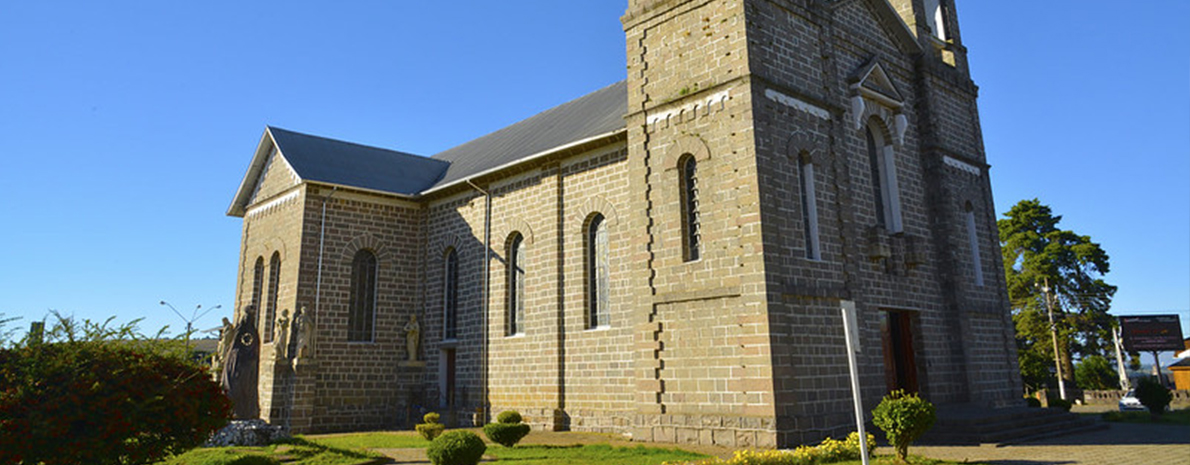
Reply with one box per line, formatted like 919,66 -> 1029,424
424,412 -> 441,424
495,410 -> 522,424
872,390 -> 936,462
1047,397 -> 1072,411
1024,397 -> 1042,408
1136,377 -> 1172,415
427,430 -> 486,465
483,422 -> 531,448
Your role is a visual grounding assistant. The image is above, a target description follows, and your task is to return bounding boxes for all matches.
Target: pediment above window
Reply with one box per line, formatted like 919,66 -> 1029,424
848,59 -> 909,146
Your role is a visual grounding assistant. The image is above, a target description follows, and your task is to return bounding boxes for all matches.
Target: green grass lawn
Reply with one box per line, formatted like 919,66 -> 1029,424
1100,408 -> 1190,425
156,437 -> 382,465
485,443 -> 708,465
302,431 -> 431,449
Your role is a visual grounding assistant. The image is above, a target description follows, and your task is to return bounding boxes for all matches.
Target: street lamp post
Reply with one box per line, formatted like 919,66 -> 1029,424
160,300 -> 221,350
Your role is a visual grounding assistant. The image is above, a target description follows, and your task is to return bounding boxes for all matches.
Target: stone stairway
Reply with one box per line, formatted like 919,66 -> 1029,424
919,404 -> 1106,445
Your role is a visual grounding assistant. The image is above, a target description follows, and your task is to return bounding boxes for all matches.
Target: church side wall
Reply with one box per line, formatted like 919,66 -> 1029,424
288,186 -> 427,432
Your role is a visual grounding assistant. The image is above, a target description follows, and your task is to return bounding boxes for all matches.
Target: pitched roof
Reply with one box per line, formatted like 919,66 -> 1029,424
268,126 -> 449,196
427,80 -> 628,190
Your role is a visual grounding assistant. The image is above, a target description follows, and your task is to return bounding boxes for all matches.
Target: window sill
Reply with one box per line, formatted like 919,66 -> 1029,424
505,333 -> 525,339
585,325 -> 611,332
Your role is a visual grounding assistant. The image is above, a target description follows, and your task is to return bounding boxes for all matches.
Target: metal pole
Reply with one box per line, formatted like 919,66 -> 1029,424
1112,325 -> 1130,390
1151,351 -> 1164,387
1041,279 -> 1066,400
841,302 -> 869,465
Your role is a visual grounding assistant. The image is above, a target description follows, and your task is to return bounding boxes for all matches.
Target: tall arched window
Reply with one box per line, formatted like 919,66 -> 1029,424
348,249 -> 378,342
264,252 -> 281,343
679,155 -> 701,261
251,256 -> 264,313
507,234 -> 525,336
443,248 -> 459,340
587,214 -> 610,329
964,201 -> 984,287
798,156 -> 821,260
865,124 -> 903,233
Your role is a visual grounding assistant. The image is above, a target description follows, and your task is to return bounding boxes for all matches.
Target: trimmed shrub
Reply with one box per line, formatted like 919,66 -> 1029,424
1024,397 -> 1042,408
416,411 -> 445,441
483,410 -> 530,448
1047,397 -> 1072,411
427,430 -> 486,465
1136,377 -> 1172,415
872,390 -> 936,462
495,410 -> 522,424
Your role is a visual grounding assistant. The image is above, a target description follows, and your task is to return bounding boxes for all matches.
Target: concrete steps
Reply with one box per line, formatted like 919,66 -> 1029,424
919,404 -> 1106,446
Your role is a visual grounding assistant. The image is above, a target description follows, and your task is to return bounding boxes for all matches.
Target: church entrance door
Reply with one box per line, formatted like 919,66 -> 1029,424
880,310 -> 918,393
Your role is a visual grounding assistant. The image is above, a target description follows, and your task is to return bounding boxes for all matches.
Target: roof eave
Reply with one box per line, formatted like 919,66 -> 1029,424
226,128 -> 284,217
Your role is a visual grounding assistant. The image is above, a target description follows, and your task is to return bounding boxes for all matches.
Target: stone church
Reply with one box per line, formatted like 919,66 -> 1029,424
226,0 -> 1021,447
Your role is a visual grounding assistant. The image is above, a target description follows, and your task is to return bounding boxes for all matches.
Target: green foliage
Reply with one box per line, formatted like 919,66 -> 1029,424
1024,397 -> 1042,408
0,313 -> 231,465
303,431 -> 429,449
1135,377 -> 1173,415
485,411 -> 530,447
427,430 -> 487,465
496,410 -> 523,424
484,423 -> 531,448
872,390 -> 936,462
424,412 -> 442,424
1074,355 -> 1118,390
1047,398 -> 1072,411
999,200 -> 1116,392
417,423 -> 446,441
696,432 -> 874,465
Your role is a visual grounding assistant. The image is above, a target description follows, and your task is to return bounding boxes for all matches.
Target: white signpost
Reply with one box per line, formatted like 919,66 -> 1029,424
841,300 -> 870,465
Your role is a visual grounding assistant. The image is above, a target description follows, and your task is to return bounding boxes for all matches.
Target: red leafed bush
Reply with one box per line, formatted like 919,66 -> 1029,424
0,338 -> 232,465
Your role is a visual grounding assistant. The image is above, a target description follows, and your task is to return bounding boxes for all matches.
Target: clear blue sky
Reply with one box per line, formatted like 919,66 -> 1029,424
2,2 -> 1187,345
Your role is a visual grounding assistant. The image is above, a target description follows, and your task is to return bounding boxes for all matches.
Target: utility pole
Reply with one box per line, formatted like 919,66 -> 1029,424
1112,325 -> 1130,390
1039,279 -> 1067,400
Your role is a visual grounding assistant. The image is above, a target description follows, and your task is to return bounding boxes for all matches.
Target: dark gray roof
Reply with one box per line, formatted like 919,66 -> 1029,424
427,80 -> 627,190
268,126 -> 449,196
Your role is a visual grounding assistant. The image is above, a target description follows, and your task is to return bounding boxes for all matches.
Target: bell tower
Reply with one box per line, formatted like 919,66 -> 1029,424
888,0 -> 969,71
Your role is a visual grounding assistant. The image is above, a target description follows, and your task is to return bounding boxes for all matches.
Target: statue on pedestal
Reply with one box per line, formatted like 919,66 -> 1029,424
292,306 -> 314,370
404,315 -> 420,362
274,309 -> 290,361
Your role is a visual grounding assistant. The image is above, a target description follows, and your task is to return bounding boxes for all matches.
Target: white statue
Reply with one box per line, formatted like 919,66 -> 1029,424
292,306 -> 314,364
213,317 -> 235,373
275,309 -> 291,361
404,315 -> 420,362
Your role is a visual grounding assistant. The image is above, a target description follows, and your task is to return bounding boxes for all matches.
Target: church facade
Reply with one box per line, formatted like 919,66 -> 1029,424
226,0 -> 1021,447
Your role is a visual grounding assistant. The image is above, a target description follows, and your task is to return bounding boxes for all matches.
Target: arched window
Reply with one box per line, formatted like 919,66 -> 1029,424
964,201 -> 984,287
799,156 -> 821,260
865,123 -> 903,233
348,249 -> 378,342
679,155 -> 701,261
507,234 -> 525,336
443,248 -> 459,340
264,252 -> 281,343
587,214 -> 610,329
251,256 -> 264,313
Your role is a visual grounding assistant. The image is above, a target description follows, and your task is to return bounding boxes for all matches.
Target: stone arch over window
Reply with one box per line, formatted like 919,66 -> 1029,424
505,232 -> 526,336
659,134 -> 712,170
494,218 -> 534,251
442,246 -> 460,340
584,212 -> 610,329
865,117 -> 903,233
348,248 -> 379,342
340,233 -> 391,264
569,196 -> 620,231
263,251 -> 281,343
785,126 -> 829,261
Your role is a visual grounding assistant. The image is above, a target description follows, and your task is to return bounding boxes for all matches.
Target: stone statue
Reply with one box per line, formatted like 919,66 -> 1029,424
275,309 -> 291,361
292,306 -> 313,365
212,317 -> 235,374
220,307 -> 260,420
404,315 -> 420,362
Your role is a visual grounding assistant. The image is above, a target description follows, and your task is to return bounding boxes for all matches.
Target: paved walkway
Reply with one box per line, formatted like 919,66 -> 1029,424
910,421 -> 1190,465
